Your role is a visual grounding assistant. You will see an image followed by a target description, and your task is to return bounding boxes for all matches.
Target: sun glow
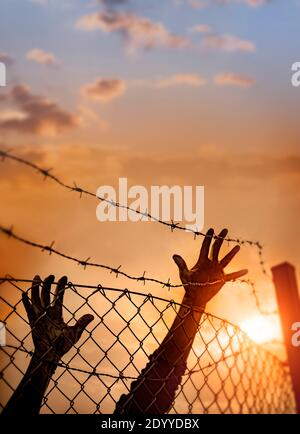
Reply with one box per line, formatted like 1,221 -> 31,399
241,315 -> 280,344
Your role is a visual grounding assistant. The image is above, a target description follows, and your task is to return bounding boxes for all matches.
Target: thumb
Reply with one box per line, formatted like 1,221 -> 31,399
173,254 -> 189,281
73,314 -> 94,342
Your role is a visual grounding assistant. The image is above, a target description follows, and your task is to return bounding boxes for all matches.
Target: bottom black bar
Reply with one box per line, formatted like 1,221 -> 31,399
1,414 -> 299,433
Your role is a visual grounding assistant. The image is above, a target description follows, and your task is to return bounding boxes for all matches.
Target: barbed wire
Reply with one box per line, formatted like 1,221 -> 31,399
246,279 -> 278,316
0,148 -> 277,315
3,344 -> 253,381
0,149 -> 269,274
0,225 -> 278,316
0,225 -> 239,289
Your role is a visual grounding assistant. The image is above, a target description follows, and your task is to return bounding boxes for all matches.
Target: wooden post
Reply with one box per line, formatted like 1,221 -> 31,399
271,262 -> 300,413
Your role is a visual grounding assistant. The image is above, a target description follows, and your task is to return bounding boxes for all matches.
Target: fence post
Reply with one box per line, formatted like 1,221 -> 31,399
271,262 -> 300,413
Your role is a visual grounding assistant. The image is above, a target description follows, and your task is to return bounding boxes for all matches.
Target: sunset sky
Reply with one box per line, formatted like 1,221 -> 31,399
0,0 -> 300,336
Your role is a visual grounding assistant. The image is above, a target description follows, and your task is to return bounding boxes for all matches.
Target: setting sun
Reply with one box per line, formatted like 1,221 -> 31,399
241,315 -> 281,344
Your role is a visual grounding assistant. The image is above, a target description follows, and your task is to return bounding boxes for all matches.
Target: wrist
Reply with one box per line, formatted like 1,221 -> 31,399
31,351 -> 59,372
182,292 -> 206,311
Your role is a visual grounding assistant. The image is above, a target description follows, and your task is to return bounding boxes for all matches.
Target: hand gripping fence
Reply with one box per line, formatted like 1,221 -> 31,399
0,279 -> 296,414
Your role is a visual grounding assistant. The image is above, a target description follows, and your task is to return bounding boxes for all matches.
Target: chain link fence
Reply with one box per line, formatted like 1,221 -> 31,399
0,278 -> 296,414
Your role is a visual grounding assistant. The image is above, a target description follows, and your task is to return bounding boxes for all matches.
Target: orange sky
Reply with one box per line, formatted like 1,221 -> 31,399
0,2 -> 300,412
0,143 -> 299,329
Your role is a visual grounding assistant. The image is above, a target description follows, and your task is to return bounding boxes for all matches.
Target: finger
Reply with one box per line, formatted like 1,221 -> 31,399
31,275 -> 42,312
212,228 -> 228,262
197,228 -> 214,265
41,275 -> 54,309
22,292 -> 36,324
173,254 -> 189,280
225,269 -> 248,282
53,276 -> 68,317
72,314 -> 94,343
220,245 -> 240,269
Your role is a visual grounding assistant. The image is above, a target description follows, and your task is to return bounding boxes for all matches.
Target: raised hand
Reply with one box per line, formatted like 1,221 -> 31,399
173,228 -> 248,308
3,275 -> 94,415
115,228 -> 248,415
22,275 -> 94,362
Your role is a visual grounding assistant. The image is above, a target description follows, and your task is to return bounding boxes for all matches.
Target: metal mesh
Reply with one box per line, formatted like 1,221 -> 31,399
0,279 -> 296,414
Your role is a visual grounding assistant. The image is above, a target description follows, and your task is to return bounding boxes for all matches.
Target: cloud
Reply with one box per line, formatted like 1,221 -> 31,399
30,0 -> 48,4
214,73 -> 254,87
0,84 -> 79,135
29,0 -> 74,5
156,73 -> 206,87
202,33 -> 255,52
187,0 -> 208,8
241,0 -> 270,6
189,24 -> 212,34
76,11 -> 190,52
77,104 -> 109,130
190,0 -> 270,6
0,52 -> 15,65
26,48 -> 59,66
0,109 -> 29,122
81,78 -> 127,102
98,0 -> 130,6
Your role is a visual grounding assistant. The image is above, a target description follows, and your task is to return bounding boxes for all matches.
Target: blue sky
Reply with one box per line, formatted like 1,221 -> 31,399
1,1 -> 299,96
0,0 -> 299,152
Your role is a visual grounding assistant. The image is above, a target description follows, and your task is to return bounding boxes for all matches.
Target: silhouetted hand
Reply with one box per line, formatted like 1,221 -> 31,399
115,228 -> 248,415
22,275 -> 94,362
173,228 -> 248,308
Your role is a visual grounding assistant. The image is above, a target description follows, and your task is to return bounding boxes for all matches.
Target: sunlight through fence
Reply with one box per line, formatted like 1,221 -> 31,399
0,279 -> 295,414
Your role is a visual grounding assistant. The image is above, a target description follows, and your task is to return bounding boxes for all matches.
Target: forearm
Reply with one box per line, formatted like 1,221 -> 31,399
114,227 -> 245,414
114,294 -> 205,414
158,294 -> 205,365
2,354 -> 57,415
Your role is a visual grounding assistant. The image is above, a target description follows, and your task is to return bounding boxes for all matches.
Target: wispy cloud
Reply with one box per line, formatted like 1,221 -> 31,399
156,73 -> 206,87
202,33 -> 255,52
187,0 -> 208,8
0,52 -> 15,65
26,48 -> 60,66
29,0 -> 75,5
98,0 -> 130,6
81,78 -> 127,102
189,24 -> 212,34
214,73 -> 254,87
76,11 -> 190,53
186,0 -> 270,7
239,0 -> 270,6
30,0 -> 48,4
0,85 -> 78,135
